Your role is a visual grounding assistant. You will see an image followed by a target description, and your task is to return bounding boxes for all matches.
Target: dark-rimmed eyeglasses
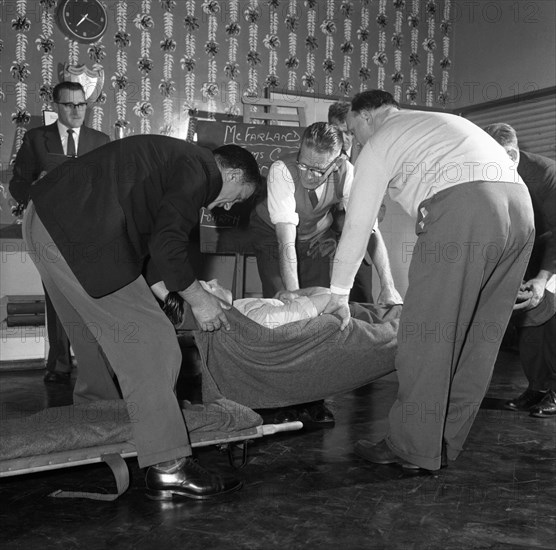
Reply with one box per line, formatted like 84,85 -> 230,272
56,102 -> 87,110
296,154 -> 343,179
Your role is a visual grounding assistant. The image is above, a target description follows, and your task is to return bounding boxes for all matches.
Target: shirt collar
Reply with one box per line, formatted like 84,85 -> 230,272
57,121 -> 82,138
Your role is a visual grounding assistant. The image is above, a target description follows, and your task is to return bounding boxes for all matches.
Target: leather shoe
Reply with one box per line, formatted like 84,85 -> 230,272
296,401 -> 335,428
145,457 -> 243,500
504,388 -> 547,411
254,407 -> 299,424
529,390 -> 556,418
271,408 -> 299,424
43,371 -> 71,385
355,439 -> 447,472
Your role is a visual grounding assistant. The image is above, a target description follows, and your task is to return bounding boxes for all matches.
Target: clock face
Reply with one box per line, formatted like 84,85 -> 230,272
57,0 -> 108,44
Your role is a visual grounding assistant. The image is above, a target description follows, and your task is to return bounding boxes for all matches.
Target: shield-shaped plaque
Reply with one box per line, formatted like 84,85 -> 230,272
62,63 -> 104,103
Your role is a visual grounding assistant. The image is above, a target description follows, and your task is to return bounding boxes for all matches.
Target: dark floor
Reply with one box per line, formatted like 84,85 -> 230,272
0,349 -> 555,550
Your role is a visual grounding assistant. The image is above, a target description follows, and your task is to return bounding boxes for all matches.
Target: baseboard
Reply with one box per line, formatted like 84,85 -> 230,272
0,359 -> 45,371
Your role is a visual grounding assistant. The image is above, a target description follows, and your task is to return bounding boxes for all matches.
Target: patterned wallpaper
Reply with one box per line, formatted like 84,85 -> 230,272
0,0 -> 453,220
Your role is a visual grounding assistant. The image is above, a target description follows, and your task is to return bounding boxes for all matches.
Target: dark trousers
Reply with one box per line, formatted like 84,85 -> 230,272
349,251 -> 374,304
518,314 -> 556,391
44,285 -> 72,373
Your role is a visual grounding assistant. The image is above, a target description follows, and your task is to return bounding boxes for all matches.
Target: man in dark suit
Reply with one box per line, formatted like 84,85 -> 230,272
23,135 -> 260,499
10,81 -> 110,385
485,123 -> 556,418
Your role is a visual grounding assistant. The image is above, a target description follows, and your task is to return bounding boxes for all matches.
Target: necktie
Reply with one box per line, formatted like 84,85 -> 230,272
308,189 -> 319,209
67,129 -> 76,157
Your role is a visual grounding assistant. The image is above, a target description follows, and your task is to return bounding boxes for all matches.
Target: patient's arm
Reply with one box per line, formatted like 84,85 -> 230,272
292,287 -> 331,315
294,286 -> 331,299
274,287 -> 330,308
303,292 -> 331,316
275,286 -> 330,300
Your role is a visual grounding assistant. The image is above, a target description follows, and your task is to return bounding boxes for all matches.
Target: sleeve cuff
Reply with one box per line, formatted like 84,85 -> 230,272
330,285 -> 351,296
269,212 -> 299,226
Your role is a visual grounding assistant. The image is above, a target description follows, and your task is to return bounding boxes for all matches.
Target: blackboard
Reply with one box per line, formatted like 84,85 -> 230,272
193,120 -> 303,177
193,120 -> 304,258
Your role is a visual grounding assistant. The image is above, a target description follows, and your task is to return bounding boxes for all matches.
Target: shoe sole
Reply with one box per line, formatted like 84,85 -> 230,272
354,446 -> 446,472
355,453 -> 434,474
529,412 -> 556,418
504,404 -> 542,412
353,446 -> 396,465
145,480 -> 243,501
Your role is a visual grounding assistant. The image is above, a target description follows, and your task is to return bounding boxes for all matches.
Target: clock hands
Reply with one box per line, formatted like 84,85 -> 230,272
76,13 -> 88,27
75,13 -> 102,29
85,15 -> 102,28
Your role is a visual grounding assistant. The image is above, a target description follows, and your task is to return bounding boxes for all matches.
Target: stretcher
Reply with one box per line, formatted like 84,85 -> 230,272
0,399 -> 302,501
1,302 -> 400,501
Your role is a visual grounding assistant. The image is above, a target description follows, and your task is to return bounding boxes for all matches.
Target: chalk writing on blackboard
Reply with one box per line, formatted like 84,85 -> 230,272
194,121 -> 303,176
199,206 -> 239,229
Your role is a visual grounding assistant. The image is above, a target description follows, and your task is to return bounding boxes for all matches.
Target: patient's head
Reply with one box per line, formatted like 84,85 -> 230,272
200,279 -> 233,305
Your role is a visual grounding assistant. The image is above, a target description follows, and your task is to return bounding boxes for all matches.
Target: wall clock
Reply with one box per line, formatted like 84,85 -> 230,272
56,0 -> 108,44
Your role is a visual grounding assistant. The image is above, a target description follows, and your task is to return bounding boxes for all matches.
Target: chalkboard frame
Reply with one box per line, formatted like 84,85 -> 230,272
268,89 -> 342,127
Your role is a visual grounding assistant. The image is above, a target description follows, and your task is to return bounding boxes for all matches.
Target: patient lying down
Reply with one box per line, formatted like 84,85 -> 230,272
151,280 -> 401,410
151,280 -> 331,329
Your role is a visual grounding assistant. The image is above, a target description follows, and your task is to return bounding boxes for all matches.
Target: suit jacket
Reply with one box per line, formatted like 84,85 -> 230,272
30,135 -> 223,298
513,151 -> 556,327
9,122 -> 110,206
518,150 -> 556,277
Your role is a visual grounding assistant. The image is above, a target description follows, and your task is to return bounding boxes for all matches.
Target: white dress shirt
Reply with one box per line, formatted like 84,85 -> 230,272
57,121 -> 81,156
267,159 -> 355,226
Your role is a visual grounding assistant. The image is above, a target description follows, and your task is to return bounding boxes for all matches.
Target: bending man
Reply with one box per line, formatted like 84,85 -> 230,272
24,135 -> 260,500
485,122 -> 556,418
325,90 -> 534,471
251,121 -> 399,303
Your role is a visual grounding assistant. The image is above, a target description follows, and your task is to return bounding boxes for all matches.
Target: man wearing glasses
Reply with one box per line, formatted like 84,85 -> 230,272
250,122 -> 399,426
251,122 -> 351,300
10,81 -> 110,386
252,122 -> 398,303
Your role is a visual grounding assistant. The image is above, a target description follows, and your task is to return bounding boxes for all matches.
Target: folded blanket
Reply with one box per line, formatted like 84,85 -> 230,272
195,303 -> 400,409
0,398 -> 262,462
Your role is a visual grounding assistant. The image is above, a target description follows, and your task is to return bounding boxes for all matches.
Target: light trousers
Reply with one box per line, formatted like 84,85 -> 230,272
23,204 -> 191,467
386,181 -> 534,470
